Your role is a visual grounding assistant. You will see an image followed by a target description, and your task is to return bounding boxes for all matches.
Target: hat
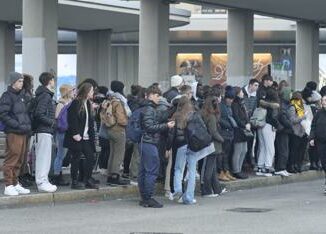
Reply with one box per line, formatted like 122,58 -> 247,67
224,86 -> 236,99
9,72 -> 23,85
111,80 -> 125,94
170,75 -> 184,87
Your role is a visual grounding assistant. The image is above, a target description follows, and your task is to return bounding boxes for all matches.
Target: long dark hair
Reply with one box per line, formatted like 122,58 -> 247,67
23,74 -> 33,96
76,82 -> 93,114
201,95 -> 220,121
173,96 -> 194,129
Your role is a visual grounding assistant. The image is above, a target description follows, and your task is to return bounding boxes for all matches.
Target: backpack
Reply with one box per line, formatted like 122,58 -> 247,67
56,102 -> 72,133
126,107 -> 144,143
100,99 -> 117,128
186,112 -> 212,152
250,107 -> 267,128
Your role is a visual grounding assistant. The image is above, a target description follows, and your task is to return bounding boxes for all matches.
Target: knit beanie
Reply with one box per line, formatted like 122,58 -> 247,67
224,85 -> 236,99
111,80 -> 125,94
170,75 -> 184,88
9,72 -> 23,85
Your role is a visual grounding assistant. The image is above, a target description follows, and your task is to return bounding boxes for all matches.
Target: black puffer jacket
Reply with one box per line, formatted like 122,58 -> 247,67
33,86 -> 56,134
219,100 -> 235,141
310,108 -> 326,143
0,86 -> 31,135
141,100 -> 168,145
232,97 -> 250,142
64,99 -> 96,152
278,99 -> 293,134
163,87 -> 179,104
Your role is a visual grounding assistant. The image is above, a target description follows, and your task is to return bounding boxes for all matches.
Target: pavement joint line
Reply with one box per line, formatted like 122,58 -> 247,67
0,170 -> 323,209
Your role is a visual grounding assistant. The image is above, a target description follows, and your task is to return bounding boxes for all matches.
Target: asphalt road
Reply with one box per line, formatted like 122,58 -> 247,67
0,179 -> 325,234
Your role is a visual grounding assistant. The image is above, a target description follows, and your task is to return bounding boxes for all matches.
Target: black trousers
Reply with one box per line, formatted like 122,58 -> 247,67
288,135 -> 308,170
275,132 -> 289,171
309,145 -> 319,166
200,153 -> 222,195
123,141 -> 133,174
70,140 -> 95,182
316,141 -> 326,172
99,137 -> 110,170
169,146 -> 177,193
221,139 -> 233,171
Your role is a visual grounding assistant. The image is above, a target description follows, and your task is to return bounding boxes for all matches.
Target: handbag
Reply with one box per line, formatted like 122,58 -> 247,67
250,107 -> 267,128
241,129 -> 254,140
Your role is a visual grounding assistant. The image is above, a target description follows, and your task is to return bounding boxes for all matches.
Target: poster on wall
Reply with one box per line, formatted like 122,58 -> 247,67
271,48 -> 293,85
210,53 -> 272,86
319,54 -> 326,88
176,53 -> 203,82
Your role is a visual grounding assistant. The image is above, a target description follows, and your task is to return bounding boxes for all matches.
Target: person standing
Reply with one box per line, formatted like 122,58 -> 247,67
231,87 -> 251,179
52,84 -> 74,186
64,83 -> 98,189
33,72 -> 57,193
309,95 -> 326,194
0,72 -> 31,196
139,85 -> 175,208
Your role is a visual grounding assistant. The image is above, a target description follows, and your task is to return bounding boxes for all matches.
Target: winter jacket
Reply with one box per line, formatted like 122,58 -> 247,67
110,97 -> 128,132
163,87 -> 179,104
232,97 -> 250,142
140,100 -> 168,145
0,86 -> 31,135
202,113 -> 224,154
310,108 -> 326,143
242,85 -> 257,118
64,99 -> 96,152
127,95 -> 141,112
33,86 -> 56,134
278,99 -> 293,134
219,100 -> 235,141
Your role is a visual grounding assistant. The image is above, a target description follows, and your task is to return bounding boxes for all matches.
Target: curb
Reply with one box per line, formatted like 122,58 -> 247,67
0,170 -> 323,209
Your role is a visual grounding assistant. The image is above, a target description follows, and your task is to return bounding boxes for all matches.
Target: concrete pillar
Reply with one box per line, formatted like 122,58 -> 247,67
0,22 -> 15,93
295,21 -> 319,90
227,9 -> 254,86
139,0 -> 170,87
77,30 -> 112,87
22,0 -> 58,87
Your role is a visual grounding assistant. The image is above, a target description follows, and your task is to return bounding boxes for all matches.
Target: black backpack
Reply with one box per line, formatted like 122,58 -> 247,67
186,112 -> 212,152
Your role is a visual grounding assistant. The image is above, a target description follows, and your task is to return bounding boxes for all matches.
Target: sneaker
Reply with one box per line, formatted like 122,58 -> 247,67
141,198 -> 163,208
178,197 -> 197,204
233,172 -> 248,179
275,170 -> 289,177
99,169 -> 108,176
202,194 -> 219,198
256,168 -> 264,176
170,191 -> 182,201
219,188 -> 228,195
71,181 -> 85,190
38,182 -> 57,193
4,185 -> 19,196
14,184 -> 30,195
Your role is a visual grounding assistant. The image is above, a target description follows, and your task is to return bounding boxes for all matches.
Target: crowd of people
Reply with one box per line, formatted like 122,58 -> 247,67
0,71 -> 326,208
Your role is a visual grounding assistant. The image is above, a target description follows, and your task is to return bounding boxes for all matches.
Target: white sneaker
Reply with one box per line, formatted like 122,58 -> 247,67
203,194 -> 219,198
4,185 -> 19,196
38,182 -> 57,193
15,184 -> 30,194
275,170 -> 289,177
219,188 -> 228,195
262,173 -> 273,177
170,191 -> 182,201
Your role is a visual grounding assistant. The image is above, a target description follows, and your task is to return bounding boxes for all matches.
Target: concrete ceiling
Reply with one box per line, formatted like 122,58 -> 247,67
0,0 -> 190,32
186,0 -> 326,24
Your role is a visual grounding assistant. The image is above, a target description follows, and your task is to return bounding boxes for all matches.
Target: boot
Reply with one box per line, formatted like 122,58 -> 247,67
225,170 -> 236,181
218,171 -> 230,182
53,173 -> 70,186
71,180 -> 85,190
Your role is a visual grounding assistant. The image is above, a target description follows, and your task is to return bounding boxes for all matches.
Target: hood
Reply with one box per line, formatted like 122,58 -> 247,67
244,85 -> 257,97
35,85 -> 54,97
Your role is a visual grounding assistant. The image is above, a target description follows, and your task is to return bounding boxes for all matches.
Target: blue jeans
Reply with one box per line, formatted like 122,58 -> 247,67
53,132 -> 67,175
138,143 -> 160,201
173,145 -> 187,194
182,149 -> 198,204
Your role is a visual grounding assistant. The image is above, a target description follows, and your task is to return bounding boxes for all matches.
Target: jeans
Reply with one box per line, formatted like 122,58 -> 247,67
182,148 -> 198,204
35,133 -> 53,186
173,145 -> 187,194
53,132 -> 67,175
138,143 -> 160,201
200,153 -> 222,195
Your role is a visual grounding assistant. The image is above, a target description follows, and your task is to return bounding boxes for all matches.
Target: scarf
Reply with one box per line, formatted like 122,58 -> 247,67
110,92 -> 132,117
290,99 -> 305,117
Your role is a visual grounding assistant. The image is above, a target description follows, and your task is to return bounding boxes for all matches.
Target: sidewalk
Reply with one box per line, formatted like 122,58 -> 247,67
0,170 -> 323,209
